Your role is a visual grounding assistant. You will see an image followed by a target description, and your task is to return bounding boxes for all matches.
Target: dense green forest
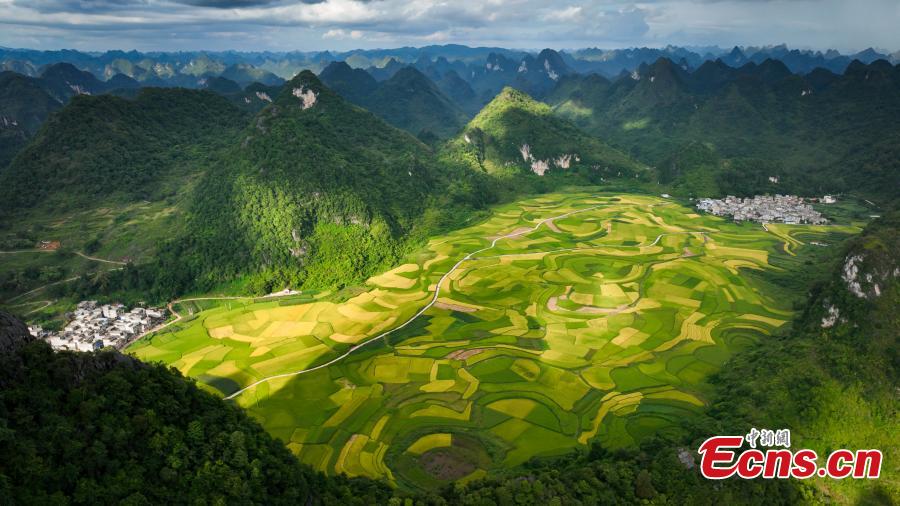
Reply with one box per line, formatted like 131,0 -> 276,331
320,64 -> 467,141
548,58 -> 900,202
0,71 -> 61,167
0,312 -> 391,505
0,87 -> 248,213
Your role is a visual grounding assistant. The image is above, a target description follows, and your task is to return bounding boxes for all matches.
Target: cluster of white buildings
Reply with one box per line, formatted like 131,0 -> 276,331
696,195 -> 828,225
29,301 -> 166,352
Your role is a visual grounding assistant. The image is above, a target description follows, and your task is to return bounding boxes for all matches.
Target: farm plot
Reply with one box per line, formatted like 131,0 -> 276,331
130,191 -> 859,490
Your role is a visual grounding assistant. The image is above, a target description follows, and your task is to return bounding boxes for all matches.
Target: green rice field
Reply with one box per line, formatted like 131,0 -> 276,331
129,192 -> 860,490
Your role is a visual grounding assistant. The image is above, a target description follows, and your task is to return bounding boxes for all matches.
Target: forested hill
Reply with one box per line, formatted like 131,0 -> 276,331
0,310 -> 391,504
548,57 -> 900,202
443,87 -> 644,181
363,67 -> 467,141
0,87 -> 248,214
318,61 -> 379,106
137,70 -> 466,297
0,71 -> 61,167
320,63 -> 467,140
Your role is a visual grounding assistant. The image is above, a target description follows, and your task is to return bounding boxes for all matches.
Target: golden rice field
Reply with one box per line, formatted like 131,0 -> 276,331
129,191 -> 859,490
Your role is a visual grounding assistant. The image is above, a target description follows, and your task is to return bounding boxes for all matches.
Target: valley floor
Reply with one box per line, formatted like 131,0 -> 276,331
127,191 -> 859,490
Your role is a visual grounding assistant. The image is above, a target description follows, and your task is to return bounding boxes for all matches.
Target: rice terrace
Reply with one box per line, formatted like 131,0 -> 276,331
129,191 -> 859,490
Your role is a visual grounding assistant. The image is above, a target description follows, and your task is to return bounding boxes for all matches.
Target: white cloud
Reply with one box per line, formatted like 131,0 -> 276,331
0,0 -> 897,51
543,6 -> 583,23
322,28 -> 365,40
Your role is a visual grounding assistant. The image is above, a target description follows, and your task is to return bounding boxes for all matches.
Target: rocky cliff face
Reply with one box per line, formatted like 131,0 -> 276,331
0,311 -> 34,353
814,212 -> 899,330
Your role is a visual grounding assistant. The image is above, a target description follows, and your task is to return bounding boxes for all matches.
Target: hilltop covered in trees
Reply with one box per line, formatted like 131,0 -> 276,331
0,310 -> 390,504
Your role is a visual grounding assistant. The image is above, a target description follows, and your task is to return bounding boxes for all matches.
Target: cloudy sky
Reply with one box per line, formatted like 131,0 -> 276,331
0,0 -> 898,53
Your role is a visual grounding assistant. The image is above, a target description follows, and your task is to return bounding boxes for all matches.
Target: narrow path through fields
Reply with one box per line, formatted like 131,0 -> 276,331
5,268 -> 124,303
0,250 -> 54,254
6,276 -> 83,303
74,251 -> 127,265
25,300 -> 53,314
2,250 -> 126,303
6,299 -> 53,314
0,249 -> 125,265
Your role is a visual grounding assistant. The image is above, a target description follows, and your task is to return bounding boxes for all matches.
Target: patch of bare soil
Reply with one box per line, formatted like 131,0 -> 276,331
547,296 -> 561,311
547,286 -> 573,311
419,449 -> 476,481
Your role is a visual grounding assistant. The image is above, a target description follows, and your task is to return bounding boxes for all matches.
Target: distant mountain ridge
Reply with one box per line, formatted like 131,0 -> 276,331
2,44 -> 894,93
548,56 -> 900,200
4,45 -> 897,187
320,62 -> 466,140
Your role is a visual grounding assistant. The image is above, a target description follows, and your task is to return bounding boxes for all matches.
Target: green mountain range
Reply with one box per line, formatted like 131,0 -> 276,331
0,71 -> 62,167
549,57 -> 900,201
317,61 -> 379,104
220,63 -> 284,87
320,63 -> 467,140
364,66 -> 467,140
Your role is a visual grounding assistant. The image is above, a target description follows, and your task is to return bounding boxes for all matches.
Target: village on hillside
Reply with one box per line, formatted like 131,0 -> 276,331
696,194 -> 831,224
29,301 -> 167,352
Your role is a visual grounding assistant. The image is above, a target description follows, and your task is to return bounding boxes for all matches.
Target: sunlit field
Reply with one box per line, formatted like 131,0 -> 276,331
130,191 -> 859,490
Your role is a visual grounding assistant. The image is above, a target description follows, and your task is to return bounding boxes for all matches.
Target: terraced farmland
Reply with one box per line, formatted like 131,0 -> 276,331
129,192 -> 859,490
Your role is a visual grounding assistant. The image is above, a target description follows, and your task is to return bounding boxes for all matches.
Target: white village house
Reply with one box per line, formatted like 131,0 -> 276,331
696,195 -> 828,225
31,301 -> 166,352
